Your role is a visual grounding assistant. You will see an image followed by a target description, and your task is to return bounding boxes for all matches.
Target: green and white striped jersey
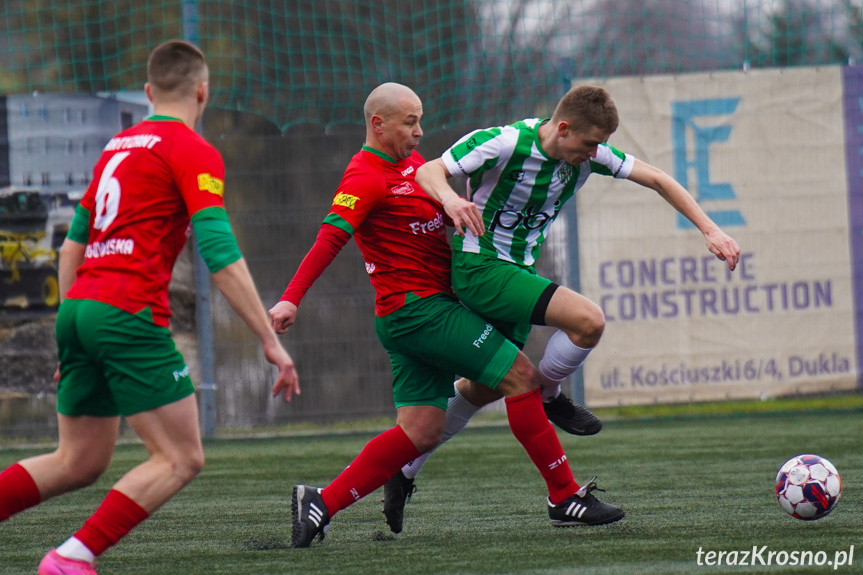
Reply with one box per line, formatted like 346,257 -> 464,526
441,118 -> 634,267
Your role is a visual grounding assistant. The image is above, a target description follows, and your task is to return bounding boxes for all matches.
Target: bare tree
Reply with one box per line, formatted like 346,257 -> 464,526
2,0 -> 861,129
734,0 -> 861,68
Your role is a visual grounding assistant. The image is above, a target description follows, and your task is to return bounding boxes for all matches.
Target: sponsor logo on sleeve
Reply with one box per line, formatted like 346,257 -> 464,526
197,173 -> 224,197
333,192 -> 360,209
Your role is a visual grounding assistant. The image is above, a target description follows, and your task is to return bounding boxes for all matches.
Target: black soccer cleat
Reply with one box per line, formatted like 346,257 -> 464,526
291,485 -> 330,548
543,391 -> 603,436
382,470 -> 416,534
548,477 -> 625,527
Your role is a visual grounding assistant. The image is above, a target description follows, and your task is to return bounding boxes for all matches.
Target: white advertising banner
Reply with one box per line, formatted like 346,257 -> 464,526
577,67 -> 857,406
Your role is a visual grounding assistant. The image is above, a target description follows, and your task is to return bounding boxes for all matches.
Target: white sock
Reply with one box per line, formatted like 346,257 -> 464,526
539,331 -> 592,401
401,387 -> 480,479
56,537 -> 95,564
541,382 -> 563,402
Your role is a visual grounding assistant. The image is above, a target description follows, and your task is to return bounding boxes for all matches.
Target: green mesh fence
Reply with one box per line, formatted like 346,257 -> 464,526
1,0 -> 861,132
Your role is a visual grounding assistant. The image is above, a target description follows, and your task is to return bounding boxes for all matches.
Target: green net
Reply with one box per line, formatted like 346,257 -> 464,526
1,0 -> 862,132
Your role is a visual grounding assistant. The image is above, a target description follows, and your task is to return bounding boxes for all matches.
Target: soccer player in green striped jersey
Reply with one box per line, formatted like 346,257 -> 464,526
384,85 -> 740,526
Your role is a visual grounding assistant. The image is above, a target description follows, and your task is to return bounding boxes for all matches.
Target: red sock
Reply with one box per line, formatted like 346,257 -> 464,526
505,389 -> 579,504
0,463 -> 41,521
74,490 -> 150,557
321,426 -> 421,516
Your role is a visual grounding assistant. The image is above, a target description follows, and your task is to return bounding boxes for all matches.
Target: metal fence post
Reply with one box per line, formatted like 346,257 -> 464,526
565,193 -> 585,407
183,0 -> 216,438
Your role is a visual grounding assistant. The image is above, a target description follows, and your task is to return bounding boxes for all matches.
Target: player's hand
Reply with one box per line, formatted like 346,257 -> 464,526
53,363 -> 60,382
266,341 -> 301,402
442,195 -> 484,237
269,300 -> 298,334
704,228 -> 740,271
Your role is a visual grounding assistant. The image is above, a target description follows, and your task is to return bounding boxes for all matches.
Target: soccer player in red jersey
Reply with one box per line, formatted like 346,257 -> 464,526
269,83 -> 623,549
0,41 -> 300,574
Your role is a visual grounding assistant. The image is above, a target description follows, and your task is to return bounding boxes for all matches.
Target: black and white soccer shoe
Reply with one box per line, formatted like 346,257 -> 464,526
548,477 -> 625,527
543,391 -> 603,436
382,470 -> 417,534
291,484 -> 330,548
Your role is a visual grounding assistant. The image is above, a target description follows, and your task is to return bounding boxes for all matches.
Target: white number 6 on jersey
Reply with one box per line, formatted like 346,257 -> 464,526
93,151 -> 130,231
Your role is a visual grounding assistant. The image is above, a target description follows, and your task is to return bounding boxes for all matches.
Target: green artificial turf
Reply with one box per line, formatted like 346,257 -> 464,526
1,410 -> 860,574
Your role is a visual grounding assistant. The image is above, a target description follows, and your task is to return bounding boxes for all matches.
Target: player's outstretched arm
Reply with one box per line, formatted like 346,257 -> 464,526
627,158 -> 740,271
212,258 -> 300,401
416,158 -> 484,237
269,223 -> 351,335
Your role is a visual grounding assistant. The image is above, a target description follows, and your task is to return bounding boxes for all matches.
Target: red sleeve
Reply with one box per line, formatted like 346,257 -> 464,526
172,131 -> 227,217
280,223 -> 351,306
327,160 -> 386,232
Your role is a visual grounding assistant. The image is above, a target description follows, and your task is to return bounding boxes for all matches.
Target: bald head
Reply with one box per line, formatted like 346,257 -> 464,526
364,83 -> 421,125
363,83 -> 424,161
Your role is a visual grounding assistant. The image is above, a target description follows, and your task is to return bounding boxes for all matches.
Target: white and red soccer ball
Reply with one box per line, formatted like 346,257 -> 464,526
775,454 -> 841,520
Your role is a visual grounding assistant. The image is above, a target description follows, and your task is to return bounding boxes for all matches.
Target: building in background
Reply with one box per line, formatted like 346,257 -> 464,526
0,92 -> 148,311
0,93 -> 149,191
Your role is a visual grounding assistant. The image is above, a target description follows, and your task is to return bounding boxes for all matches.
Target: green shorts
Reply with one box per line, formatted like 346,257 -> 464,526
374,293 -> 519,409
55,299 -> 195,417
452,251 -> 557,348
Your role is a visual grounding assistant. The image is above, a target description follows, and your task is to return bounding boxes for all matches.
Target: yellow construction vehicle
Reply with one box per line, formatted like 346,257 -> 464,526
0,188 -> 76,308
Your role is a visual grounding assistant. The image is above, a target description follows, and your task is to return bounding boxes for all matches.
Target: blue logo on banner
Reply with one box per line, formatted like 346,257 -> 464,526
671,98 -> 746,229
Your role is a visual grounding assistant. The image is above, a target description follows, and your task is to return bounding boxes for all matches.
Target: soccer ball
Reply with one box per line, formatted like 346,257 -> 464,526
775,454 -> 841,520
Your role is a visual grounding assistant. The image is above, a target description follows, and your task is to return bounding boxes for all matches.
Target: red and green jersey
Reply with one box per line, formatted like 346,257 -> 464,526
66,116 -> 227,327
323,146 -> 453,316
